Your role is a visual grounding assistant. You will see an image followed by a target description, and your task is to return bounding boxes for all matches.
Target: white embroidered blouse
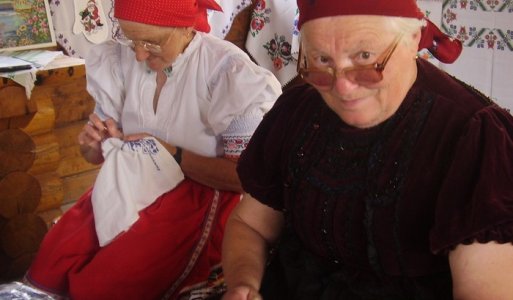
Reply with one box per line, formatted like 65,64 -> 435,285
85,31 -> 282,157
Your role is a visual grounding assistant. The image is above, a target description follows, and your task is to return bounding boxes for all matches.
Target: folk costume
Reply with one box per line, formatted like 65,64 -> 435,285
26,0 -> 281,299
236,0 -> 513,299
238,59 -> 513,299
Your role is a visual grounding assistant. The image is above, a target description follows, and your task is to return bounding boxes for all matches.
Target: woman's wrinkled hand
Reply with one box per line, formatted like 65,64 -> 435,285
123,132 -> 151,141
78,113 -> 123,164
222,286 -> 262,300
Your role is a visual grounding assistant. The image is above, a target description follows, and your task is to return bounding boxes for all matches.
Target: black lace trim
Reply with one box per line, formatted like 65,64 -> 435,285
439,221 -> 513,254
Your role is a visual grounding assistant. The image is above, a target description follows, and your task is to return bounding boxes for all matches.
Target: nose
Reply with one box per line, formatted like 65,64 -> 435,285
133,47 -> 150,62
332,72 -> 359,96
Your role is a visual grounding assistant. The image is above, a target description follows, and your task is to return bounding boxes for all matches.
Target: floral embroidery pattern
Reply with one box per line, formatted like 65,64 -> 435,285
123,139 -> 159,154
442,0 -> 513,51
249,0 -> 271,37
263,33 -> 293,71
0,0 -> 52,49
211,0 -> 250,37
292,7 -> 300,37
446,0 -> 512,11
223,135 -> 251,158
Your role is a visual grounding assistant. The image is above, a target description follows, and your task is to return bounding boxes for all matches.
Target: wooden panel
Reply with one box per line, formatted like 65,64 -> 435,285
52,80 -> 95,127
35,172 -> 64,212
0,129 -> 35,178
0,214 -> 46,280
0,119 -> 7,130
0,214 -> 47,258
0,172 -> 40,219
38,208 -> 63,228
62,169 -> 98,205
55,120 -> 84,148
0,85 -> 37,119
55,121 -> 100,177
33,66 -> 87,87
28,132 -> 61,176
15,93 -> 56,135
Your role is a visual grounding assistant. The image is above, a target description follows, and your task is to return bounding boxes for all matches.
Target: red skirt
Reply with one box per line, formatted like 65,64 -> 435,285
27,179 -> 240,300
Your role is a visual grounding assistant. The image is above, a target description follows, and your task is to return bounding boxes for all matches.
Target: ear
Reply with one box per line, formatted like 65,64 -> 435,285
412,27 -> 422,43
410,27 -> 423,55
185,27 -> 195,37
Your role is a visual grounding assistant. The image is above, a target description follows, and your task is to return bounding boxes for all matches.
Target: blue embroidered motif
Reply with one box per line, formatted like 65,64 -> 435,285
122,139 -> 161,170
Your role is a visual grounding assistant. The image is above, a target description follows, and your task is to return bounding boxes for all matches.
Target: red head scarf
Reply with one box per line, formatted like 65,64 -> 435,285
114,0 -> 222,33
297,0 -> 462,63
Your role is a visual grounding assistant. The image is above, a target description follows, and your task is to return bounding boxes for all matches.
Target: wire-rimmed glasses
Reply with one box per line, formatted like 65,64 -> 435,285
115,37 -> 162,55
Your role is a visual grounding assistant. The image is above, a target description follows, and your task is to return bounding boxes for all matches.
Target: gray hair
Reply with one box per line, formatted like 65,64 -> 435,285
386,17 -> 425,47
386,17 -> 426,35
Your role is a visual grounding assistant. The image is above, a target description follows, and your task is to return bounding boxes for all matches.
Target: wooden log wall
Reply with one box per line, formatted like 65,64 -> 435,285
0,65 -> 98,281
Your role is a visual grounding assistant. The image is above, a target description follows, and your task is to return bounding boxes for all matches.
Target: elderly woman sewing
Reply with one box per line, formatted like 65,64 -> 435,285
4,0 -> 282,299
221,0 -> 513,299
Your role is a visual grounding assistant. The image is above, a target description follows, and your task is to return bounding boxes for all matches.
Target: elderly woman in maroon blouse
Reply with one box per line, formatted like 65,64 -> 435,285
221,0 -> 513,299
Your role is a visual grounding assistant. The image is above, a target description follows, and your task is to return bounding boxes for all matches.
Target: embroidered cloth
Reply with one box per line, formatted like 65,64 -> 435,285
92,137 -> 184,246
245,0 -> 300,86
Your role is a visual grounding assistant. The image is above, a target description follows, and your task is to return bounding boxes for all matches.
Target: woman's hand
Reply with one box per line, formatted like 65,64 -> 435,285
222,286 -> 262,300
123,132 -> 152,142
78,114 -> 123,164
222,195 -> 284,300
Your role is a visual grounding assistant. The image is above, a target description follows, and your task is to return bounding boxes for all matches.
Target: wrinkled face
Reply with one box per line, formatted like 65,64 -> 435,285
301,15 -> 421,128
118,20 -> 194,72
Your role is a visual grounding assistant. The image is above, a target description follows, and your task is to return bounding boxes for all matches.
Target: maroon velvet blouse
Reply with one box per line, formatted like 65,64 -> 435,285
237,59 -> 513,280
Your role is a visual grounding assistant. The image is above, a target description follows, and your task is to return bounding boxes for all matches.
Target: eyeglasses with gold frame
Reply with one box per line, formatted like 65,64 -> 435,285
115,37 -> 162,55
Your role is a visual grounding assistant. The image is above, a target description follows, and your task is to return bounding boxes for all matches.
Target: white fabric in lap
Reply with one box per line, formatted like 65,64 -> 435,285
92,137 -> 184,246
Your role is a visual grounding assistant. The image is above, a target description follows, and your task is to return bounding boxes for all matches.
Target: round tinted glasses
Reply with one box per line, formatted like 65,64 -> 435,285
298,33 -> 404,89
